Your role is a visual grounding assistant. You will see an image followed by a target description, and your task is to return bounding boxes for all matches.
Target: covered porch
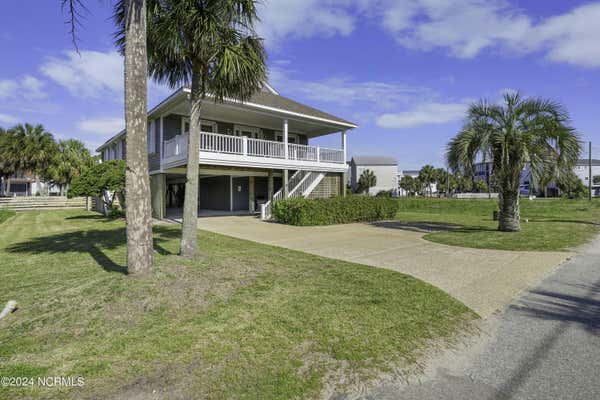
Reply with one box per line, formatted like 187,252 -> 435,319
151,166 -> 285,220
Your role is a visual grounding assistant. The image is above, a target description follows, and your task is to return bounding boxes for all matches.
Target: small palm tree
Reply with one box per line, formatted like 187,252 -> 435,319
399,175 -> 417,197
117,0 -> 267,257
418,165 -> 436,196
49,139 -> 94,195
358,169 -> 377,194
447,92 -> 580,231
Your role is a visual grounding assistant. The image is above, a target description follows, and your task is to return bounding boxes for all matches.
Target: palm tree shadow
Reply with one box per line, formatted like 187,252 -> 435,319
6,225 -> 182,274
371,220 -> 496,233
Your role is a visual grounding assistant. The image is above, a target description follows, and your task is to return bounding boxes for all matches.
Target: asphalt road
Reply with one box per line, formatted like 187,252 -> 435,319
360,236 -> 600,400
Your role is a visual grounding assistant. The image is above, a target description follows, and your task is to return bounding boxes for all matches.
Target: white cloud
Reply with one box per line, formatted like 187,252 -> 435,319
0,113 -> 19,125
523,3 -> 600,67
0,76 -> 47,101
378,0 -> 600,67
40,49 -> 171,100
259,1 -> 600,68
378,0 -> 531,58
0,80 -> 19,99
376,101 -> 468,128
270,67 -> 431,109
77,117 -> 124,136
257,0 -> 358,46
40,50 -> 123,98
21,75 -> 47,100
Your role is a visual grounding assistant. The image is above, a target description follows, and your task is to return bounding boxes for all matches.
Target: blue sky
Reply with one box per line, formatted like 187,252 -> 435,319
1,0 -> 600,169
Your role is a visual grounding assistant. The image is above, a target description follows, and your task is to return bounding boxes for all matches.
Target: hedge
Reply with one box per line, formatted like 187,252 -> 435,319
272,196 -> 399,226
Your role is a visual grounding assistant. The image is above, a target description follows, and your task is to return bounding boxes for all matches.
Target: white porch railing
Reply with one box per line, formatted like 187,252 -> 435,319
163,131 -> 345,164
319,147 -> 345,163
248,137 -> 285,158
200,132 -> 243,154
288,143 -> 318,162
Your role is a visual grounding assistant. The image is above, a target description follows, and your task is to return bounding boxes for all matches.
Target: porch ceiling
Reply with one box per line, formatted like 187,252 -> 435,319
164,95 -> 351,138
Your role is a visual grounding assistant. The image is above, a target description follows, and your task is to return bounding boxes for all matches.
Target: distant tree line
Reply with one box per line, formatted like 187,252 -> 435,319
0,123 -> 94,195
399,165 -> 489,197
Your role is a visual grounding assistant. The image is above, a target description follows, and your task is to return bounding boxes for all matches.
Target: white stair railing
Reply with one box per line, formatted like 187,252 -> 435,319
290,172 -> 325,199
261,170 -> 326,220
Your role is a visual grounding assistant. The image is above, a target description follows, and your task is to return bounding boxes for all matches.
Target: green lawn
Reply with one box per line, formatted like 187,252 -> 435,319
0,210 -> 474,399
395,197 -> 600,251
0,209 -> 15,224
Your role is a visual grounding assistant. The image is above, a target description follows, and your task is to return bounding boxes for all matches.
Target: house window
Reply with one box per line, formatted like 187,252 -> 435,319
182,118 -> 217,134
234,124 -> 261,139
276,132 -> 298,143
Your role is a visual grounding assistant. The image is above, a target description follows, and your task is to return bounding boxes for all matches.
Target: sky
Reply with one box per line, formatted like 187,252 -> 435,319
1,0 -> 600,170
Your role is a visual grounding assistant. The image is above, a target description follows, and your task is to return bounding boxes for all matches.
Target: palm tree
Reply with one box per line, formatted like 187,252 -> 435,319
119,0 -> 267,258
49,139 -> 94,195
62,0 -> 155,273
12,124 -> 57,195
399,175 -> 417,197
447,92 -> 580,232
113,0 -> 155,273
0,127 -> 13,195
358,169 -> 377,194
418,165 -> 436,197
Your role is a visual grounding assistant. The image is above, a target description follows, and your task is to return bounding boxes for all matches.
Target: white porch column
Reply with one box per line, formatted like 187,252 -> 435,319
249,176 -> 255,213
341,131 -> 347,163
283,119 -> 289,159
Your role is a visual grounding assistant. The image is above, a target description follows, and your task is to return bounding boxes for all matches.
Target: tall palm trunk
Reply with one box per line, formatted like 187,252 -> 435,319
124,0 -> 154,274
498,189 -> 520,232
180,67 -> 202,258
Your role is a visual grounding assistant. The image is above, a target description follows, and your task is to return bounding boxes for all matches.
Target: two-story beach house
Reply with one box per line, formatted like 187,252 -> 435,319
97,85 -> 356,219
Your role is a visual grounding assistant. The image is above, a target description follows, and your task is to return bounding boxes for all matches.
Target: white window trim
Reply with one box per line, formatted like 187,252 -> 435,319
182,117 -> 218,134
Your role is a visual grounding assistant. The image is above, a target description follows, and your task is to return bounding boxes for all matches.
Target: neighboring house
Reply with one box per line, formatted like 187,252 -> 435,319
573,159 -> 600,197
349,156 -> 398,195
0,172 -> 59,197
97,85 -> 356,219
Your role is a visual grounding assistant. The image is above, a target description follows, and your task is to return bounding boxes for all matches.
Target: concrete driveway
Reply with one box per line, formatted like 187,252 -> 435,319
199,216 -> 572,318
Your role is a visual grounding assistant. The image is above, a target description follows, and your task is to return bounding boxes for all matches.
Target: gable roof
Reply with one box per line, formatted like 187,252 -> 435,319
244,90 -> 356,127
352,155 -> 397,166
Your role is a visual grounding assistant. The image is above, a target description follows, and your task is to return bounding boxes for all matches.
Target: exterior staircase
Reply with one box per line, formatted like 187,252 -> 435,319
0,196 -> 88,211
260,170 -> 326,220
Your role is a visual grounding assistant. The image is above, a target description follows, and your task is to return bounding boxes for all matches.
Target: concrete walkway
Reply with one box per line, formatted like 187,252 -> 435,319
199,216 -> 571,318
363,235 -> 600,400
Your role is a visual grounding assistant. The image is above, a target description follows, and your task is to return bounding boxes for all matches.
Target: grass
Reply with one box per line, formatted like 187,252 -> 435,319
0,210 -> 474,399
0,209 -> 15,224
395,197 -> 600,251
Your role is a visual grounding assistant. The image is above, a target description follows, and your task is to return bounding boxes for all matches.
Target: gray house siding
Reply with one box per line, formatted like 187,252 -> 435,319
232,177 -> 249,211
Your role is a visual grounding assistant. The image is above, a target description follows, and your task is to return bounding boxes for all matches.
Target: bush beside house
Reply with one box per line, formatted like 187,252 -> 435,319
273,196 -> 399,226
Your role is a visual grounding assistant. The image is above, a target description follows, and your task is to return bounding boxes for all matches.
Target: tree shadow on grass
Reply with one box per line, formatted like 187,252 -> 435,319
370,220 -> 496,233
6,225 -> 182,274
528,219 -> 600,226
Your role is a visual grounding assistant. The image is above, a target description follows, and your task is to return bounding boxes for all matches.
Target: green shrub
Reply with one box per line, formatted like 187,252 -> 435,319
273,196 -> 399,226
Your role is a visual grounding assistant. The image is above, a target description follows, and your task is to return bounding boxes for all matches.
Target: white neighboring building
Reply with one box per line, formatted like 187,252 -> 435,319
349,156 -> 398,195
397,169 -> 438,196
573,159 -> 600,197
